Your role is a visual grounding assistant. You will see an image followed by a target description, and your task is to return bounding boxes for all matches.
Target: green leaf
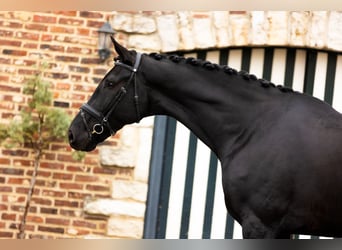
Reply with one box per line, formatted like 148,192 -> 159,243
0,63 -> 85,161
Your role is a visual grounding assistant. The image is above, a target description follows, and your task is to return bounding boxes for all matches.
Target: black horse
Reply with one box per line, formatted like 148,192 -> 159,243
68,37 -> 342,238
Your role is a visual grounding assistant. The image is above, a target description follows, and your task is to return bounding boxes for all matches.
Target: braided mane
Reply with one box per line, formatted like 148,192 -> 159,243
148,52 -> 294,93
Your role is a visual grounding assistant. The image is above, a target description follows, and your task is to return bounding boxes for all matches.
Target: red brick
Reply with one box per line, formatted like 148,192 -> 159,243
66,47 -> 82,54
53,11 -> 77,16
69,65 -> 90,73
0,57 -> 11,64
1,213 -> 16,220
0,158 -> 10,165
50,144 -> 69,151
3,149 -> 29,157
3,49 -> 27,56
66,165 -> 90,173
60,209 -> 76,217
16,187 -> 39,195
40,162 -> 64,170
81,58 -> 101,64
73,83 -> 96,92
84,156 -> 98,165
13,59 -> 36,66
0,29 -> 14,37
55,199 -> 79,208
43,153 -> 56,160
27,215 -> 44,223
34,179 -> 47,187
42,190 -> 66,198
56,82 -> 71,90
0,168 -> 24,176
27,170 -> 51,178
0,232 -> 13,238
52,172 -> 73,180
93,68 -> 108,75
18,69 -> 37,75
0,186 -> 12,192
86,185 -> 109,192
80,11 -> 103,19
68,192 -> 89,199
42,34 -> 53,41
40,44 -> 65,52
75,175 -> 98,182
8,178 -> 25,185
0,102 -> 15,110
0,39 -> 21,47
59,18 -> 84,26
33,14 -> 57,24
17,196 -> 26,203
16,31 -> 40,40
23,43 -> 38,49
77,28 -> 90,36
13,159 -> 32,167
46,217 -> 70,226
71,102 -> 84,109
75,229 -> 91,235
0,21 -> 22,29
87,20 -> 104,28
38,225 -> 64,234
73,220 -> 97,229
59,182 -> 83,190
0,204 -> 8,210
56,154 -> 74,162
50,26 -> 74,34
31,197 -> 52,206
40,207 -> 58,215
55,55 -> 79,62
25,23 -> 48,31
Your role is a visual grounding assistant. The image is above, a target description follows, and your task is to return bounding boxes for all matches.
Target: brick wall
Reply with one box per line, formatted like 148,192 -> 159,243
0,11 -> 137,239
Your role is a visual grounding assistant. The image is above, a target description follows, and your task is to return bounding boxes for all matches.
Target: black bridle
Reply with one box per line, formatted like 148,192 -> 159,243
80,52 -> 142,138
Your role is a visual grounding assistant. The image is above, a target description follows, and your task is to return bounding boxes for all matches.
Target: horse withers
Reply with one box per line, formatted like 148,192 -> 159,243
68,37 -> 342,238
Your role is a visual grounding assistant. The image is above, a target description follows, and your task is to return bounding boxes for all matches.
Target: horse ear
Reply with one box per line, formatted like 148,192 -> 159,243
111,36 -> 135,65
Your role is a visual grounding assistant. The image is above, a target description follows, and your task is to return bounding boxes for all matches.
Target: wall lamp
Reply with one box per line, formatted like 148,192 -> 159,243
98,21 -> 115,62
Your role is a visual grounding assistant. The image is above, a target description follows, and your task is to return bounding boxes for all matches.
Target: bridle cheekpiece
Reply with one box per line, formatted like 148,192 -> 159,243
80,52 -> 142,138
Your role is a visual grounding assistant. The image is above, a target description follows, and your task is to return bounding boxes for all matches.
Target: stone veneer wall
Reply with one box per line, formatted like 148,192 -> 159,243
111,11 -> 342,52
0,11 -> 341,239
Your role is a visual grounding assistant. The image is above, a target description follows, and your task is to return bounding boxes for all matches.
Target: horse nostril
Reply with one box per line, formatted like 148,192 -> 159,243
68,130 -> 74,143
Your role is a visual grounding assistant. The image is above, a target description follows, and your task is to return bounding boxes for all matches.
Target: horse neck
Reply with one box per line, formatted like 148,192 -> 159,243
142,56 -> 283,159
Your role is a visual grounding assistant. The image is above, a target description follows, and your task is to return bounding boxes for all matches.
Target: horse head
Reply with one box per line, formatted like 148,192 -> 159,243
68,37 -> 147,151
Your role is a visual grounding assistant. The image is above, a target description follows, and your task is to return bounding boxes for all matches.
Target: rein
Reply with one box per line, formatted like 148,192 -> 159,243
80,52 -> 142,138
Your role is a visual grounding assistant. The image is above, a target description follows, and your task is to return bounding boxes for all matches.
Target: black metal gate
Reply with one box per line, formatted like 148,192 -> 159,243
143,47 -> 342,239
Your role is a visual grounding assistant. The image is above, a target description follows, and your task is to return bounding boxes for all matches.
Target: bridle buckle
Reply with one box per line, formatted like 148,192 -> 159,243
92,124 -> 104,135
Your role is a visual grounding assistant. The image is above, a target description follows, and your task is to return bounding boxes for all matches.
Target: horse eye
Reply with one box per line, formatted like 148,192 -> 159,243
105,82 -> 114,88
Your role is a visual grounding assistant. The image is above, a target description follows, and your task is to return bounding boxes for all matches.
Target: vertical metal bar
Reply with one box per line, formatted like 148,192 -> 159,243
143,115 -> 167,238
303,49 -> 317,95
143,115 -> 177,238
197,50 -> 207,61
156,116 -> 177,238
224,214 -> 235,239
284,48 -> 296,88
263,47 -> 274,81
179,132 -> 198,239
324,52 -> 337,105
202,152 -> 218,239
241,47 -> 252,72
219,48 -> 229,65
